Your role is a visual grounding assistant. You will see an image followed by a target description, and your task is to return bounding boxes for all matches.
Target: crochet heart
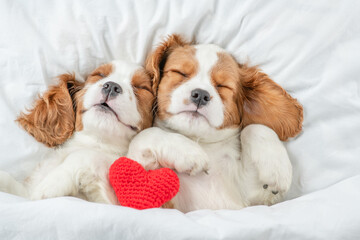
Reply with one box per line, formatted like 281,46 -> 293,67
109,157 -> 180,210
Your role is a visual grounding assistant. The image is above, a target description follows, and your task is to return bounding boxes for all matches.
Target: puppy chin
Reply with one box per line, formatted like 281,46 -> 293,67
82,109 -> 136,140
169,112 -> 210,135
157,113 -> 232,142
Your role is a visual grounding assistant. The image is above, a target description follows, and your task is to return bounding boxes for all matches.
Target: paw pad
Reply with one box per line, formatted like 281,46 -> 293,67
263,184 -> 279,195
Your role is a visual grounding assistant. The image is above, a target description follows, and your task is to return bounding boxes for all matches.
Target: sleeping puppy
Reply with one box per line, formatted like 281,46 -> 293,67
0,60 -> 154,204
127,34 -> 303,212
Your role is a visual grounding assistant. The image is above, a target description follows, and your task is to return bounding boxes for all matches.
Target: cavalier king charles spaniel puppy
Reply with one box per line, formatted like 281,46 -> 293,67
0,60 -> 154,204
127,34 -> 303,212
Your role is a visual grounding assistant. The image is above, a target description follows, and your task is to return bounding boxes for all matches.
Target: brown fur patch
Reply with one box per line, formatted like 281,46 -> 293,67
239,64 -> 303,140
16,74 -> 83,147
145,34 -> 192,94
156,46 -> 198,120
74,88 -> 86,131
131,69 -> 155,130
211,52 -> 242,129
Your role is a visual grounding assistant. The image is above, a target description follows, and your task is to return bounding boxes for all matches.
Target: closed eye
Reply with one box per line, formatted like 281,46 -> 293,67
168,69 -> 188,78
91,72 -> 106,78
135,85 -> 152,93
216,84 -> 232,90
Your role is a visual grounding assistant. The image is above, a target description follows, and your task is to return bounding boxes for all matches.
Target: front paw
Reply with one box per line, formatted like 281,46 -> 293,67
259,167 -> 292,204
241,124 -> 292,205
31,184 -> 60,200
127,148 -> 159,171
172,147 -> 209,176
127,129 -> 209,175
256,150 -> 293,205
128,146 -> 209,176
31,178 -> 71,200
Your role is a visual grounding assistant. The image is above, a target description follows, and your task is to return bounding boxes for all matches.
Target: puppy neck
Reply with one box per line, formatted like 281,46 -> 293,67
154,118 -> 240,144
62,130 -> 130,156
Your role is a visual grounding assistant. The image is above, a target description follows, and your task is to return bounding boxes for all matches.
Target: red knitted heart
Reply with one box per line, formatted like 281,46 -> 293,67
109,157 -> 180,210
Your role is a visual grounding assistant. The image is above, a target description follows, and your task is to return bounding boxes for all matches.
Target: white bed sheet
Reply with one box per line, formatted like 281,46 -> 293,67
0,0 -> 359,239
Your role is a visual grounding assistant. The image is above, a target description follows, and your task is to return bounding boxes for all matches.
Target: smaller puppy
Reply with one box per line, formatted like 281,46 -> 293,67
0,60 -> 154,204
128,35 -> 303,212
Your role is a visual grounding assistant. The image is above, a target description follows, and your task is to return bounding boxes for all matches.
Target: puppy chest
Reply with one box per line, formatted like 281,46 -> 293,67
201,142 -> 241,172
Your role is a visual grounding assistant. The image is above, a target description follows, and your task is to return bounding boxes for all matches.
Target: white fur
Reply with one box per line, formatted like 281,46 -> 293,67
0,60 -> 144,204
127,45 -> 292,212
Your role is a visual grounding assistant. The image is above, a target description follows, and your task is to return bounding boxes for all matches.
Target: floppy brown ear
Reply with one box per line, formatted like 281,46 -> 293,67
145,34 -> 190,93
16,74 -> 83,147
239,64 -> 303,141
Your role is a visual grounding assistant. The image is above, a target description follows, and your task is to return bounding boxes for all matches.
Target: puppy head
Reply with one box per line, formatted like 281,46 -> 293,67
146,34 -> 303,141
17,60 -> 154,147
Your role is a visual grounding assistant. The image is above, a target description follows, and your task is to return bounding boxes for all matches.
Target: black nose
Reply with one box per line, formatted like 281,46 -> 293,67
102,81 -> 122,99
190,88 -> 210,107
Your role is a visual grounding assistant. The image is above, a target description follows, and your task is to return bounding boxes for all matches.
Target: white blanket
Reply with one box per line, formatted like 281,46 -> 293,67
1,0 -> 359,239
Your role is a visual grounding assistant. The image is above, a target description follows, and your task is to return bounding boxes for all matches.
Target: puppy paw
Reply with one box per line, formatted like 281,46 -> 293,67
172,147 -> 209,176
257,154 -> 292,205
127,148 -> 159,171
127,129 -> 209,175
241,124 -> 293,205
31,185 -> 61,200
31,177 -> 72,200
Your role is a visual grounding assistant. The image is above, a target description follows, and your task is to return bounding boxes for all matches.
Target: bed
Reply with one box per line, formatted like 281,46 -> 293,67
1,0 -> 359,239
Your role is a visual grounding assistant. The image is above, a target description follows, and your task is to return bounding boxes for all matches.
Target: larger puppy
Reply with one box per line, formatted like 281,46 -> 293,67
128,35 -> 303,212
0,60 -> 154,204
